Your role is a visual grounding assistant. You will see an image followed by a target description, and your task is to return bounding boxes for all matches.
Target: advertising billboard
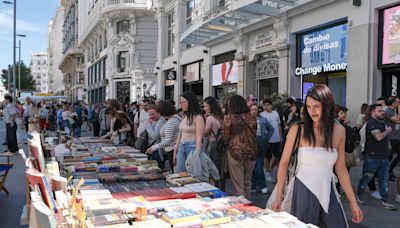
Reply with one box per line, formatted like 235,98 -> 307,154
296,22 -> 348,76
382,5 -> 400,65
212,61 -> 239,86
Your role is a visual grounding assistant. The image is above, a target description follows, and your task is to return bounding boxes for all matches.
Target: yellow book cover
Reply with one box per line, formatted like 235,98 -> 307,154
199,210 -> 231,227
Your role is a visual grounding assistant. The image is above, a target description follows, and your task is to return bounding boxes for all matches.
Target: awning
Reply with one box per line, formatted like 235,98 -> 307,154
181,0 -> 307,45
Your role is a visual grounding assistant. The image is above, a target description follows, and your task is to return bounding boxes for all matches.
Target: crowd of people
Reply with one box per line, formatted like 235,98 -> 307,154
3,84 -> 400,227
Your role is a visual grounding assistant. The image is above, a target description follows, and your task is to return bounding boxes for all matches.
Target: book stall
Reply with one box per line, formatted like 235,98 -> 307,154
23,134 -> 318,228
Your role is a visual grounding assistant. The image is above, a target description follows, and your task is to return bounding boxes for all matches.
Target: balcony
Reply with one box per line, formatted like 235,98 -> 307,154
181,0 -> 308,45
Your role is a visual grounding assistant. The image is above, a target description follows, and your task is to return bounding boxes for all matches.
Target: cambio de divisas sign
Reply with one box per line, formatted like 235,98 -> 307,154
295,24 -> 348,76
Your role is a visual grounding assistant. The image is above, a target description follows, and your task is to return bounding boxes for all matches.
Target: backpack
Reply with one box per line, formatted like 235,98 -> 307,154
211,127 -> 227,155
343,124 -> 357,153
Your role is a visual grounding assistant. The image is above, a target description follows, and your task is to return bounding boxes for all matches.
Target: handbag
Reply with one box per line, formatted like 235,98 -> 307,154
345,151 -> 356,168
266,124 -> 302,213
135,130 -> 149,153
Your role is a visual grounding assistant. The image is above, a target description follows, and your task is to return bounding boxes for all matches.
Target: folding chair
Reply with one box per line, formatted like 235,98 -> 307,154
0,163 -> 14,195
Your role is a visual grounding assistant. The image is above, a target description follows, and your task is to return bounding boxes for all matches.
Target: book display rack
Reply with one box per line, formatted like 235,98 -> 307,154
23,135 -> 318,228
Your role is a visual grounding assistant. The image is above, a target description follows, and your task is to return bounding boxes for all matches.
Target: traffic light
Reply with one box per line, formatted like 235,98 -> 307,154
1,69 -> 8,75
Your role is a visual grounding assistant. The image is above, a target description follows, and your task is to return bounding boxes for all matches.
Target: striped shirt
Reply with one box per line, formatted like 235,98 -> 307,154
151,115 -> 182,152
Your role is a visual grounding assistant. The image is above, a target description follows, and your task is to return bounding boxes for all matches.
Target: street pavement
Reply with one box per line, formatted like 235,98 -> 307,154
0,119 -> 399,227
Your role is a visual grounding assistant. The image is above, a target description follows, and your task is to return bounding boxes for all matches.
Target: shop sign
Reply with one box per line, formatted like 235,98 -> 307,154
296,23 -> 348,76
250,29 -> 276,52
382,5 -> 400,65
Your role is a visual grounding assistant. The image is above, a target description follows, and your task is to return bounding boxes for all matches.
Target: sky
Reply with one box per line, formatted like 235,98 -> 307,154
0,0 -> 59,74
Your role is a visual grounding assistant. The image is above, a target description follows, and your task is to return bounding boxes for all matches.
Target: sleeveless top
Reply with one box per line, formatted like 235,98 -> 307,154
179,116 -> 197,142
296,147 -> 338,213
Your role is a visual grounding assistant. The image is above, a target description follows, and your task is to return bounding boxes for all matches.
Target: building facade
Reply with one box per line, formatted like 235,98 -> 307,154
59,0 -> 84,102
30,52 -> 49,93
77,0 -> 157,105
154,0 -> 400,123
48,7 -> 65,95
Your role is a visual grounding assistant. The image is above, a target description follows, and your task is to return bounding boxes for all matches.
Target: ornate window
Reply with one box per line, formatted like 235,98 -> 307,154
255,54 -> 279,79
117,20 -> 130,34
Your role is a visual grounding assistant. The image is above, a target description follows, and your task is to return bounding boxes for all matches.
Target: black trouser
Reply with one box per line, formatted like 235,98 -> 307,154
93,122 -> 100,137
6,123 -> 18,153
24,117 -> 29,132
389,140 -> 400,173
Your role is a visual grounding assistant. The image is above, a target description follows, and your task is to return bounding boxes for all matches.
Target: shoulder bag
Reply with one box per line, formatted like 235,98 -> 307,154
266,123 -> 302,213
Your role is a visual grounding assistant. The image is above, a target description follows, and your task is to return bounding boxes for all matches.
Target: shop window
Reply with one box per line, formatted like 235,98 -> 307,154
117,20 -> 130,34
117,51 -> 128,73
167,12 -> 175,56
103,57 -> 107,79
186,0 -> 203,25
104,30 -> 107,48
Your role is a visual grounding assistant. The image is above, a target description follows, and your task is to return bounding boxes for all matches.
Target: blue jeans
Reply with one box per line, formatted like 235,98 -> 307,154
75,127 -> 82,137
151,149 -> 166,170
357,154 -> 390,202
176,141 -> 196,173
252,137 -> 267,189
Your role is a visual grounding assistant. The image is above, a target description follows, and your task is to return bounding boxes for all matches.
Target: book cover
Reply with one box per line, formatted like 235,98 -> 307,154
26,170 -> 57,212
89,213 -> 128,227
162,209 -> 200,225
31,201 -> 57,228
132,219 -> 171,228
199,210 -> 231,227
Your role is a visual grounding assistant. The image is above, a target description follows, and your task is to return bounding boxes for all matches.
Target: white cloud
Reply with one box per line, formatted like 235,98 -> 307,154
0,9 -> 47,33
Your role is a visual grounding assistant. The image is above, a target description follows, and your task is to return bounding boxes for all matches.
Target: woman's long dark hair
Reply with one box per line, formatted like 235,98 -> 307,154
204,96 -> 224,121
303,84 -> 335,149
181,91 -> 202,125
226,95 -> 249,114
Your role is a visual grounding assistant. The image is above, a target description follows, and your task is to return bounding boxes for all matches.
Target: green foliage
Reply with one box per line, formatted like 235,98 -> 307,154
1,61 -> 36,91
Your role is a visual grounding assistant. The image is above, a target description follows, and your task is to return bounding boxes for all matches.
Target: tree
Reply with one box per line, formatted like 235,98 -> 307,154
1,61 -> 36,91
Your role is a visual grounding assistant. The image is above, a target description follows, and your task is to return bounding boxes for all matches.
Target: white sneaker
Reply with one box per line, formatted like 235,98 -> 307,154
381,201 -> 397,210
261,187 -> 269,194
395,194 -> 400,204
371,191 -> 382,200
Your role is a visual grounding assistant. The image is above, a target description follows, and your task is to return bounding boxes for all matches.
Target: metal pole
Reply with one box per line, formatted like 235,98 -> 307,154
7,64 -> 10,92
18,39 -> 21,93
12,0 -> 16,100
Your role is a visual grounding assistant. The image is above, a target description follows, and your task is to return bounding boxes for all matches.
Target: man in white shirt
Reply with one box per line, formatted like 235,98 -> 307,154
134,100 -> 149,137
260,99 -> 282,183
3,94 -> 19,155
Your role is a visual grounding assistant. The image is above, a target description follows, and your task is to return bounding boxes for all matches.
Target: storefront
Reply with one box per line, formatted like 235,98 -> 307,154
248,28 -> 279,101
212,52 -> 237,102
379,4 -> 400,97
183,61 -> 203,97
295,21 -> 348,106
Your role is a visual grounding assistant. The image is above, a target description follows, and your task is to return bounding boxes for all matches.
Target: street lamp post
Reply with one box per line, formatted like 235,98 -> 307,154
16,34 -> 27,94
3,0 -> 17,100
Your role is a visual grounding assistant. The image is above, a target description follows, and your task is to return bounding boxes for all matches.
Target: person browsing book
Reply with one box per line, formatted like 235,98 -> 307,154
101,108 -> 131,144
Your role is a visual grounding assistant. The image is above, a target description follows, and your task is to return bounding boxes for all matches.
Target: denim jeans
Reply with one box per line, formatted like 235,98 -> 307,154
151,149 -> 167,170
357,154 -> 390,202
252,137 -> 267,189
176,141 -> 196,173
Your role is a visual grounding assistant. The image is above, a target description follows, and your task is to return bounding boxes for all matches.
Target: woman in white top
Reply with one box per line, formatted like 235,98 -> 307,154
356,103 -> 368,129
272,84 -> 362,227
62,104 -> 73,136
174,91 -> 205,172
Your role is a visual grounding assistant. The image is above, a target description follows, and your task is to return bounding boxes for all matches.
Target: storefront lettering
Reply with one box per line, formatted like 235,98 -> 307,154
295,62 -> 347,76
251,30 -> 276,51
